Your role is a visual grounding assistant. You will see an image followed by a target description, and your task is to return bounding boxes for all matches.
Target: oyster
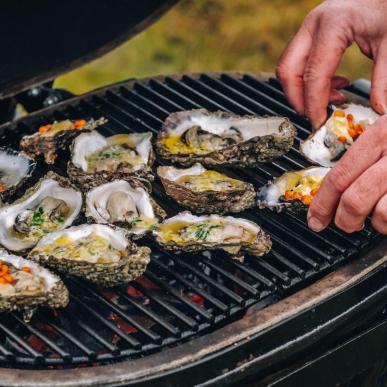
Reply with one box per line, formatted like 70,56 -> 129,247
300,104 -> 379,167
67,131 -> 154,190
157,163 -> 256,214
85,180 -> 166,237
0,172 -> 82,252
154,212 -> 271,260
257,167 -> 330,212
20,117 -> 107,164
28,224 -> 151,286
156,109 -> 296,166
0,250 -> 68,320
0,147 -> 36,202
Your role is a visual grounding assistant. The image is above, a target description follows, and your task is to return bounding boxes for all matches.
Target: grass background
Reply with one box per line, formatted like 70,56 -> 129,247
56,0 -> 373,94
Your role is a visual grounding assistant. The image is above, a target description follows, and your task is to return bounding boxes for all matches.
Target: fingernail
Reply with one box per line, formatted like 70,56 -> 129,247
308,217 -> 324,232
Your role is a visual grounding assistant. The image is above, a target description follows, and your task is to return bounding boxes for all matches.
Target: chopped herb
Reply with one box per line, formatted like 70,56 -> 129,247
129,217 -> 142,227
194,224 -> 220,241
54,216 -> 64,224
31,207 -> 45,227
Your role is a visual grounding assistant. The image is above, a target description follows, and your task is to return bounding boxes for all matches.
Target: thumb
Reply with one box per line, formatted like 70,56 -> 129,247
370,41 -> 387,114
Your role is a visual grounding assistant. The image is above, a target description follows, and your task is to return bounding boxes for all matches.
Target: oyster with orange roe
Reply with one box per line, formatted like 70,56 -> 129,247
257,167 -> 330,213
20,117 -> 107,164
300,104 -> 379,167
156,109 -> 296,167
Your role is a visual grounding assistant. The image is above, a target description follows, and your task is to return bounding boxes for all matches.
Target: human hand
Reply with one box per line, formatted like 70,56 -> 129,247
307,114 -> 387,233
276,0 -> 387,129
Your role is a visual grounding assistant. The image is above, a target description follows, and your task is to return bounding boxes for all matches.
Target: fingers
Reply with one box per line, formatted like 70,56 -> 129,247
334,156 -> 387,232
370,39 -> 387,114
307,115 -> 387,231
303,24 -> 350,129
330,76 -> 350,105
276,22 -> 313,115
372,193 -> 387,234
331,75 -> 350,90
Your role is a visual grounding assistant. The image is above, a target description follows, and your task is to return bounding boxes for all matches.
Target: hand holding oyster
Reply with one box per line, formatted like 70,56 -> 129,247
157,163 -> 256,214
20,117 -> 107,164
28,224 -> 151,286
156,109 -> 296,167
153,212 -> 271,261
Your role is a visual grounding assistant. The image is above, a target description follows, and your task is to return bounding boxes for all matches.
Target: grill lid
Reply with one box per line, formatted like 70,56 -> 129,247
0,0 -> 177,99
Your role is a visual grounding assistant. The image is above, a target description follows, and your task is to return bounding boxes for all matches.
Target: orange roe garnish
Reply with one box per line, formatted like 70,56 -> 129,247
311,188 -> 319,196
0,263 -> 13,284
348,128 -> 357,138
21,266 -> 31,273
284,190 -> 294,200
38,124 -> 52,133
0,184 -> 6,192
74,119 -> 87,129
4,274 -> 13,284
301,195 -> 313,205
334,110 -> 346,118
293,192 -> 302,200
338,136 -> 347,143
346,113 -> 354,121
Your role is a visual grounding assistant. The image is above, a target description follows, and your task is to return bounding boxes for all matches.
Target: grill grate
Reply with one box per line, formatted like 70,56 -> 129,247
0,73 -> 381,368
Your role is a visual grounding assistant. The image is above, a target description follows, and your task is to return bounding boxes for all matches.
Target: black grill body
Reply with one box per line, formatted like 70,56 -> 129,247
0,72 -> 385,386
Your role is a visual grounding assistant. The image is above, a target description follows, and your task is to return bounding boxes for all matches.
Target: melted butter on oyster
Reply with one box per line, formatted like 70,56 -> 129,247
34,233 -> 123,264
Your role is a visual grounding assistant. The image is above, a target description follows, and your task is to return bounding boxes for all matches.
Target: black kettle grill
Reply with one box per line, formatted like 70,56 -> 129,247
0,2 -> 387,386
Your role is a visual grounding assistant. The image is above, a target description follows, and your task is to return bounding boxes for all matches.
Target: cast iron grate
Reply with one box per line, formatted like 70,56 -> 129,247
0,72 -> 381,369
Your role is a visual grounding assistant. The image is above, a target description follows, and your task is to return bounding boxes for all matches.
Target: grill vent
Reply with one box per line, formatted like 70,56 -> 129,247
0,73 -> 379,368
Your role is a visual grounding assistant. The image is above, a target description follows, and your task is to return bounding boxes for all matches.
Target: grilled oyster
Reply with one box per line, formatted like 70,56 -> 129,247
301,104 -> 379,167
0,250 -> 68,321
154,212 -> 271,261
0,147 -> 36,203
257,167 -> 330,212
67,131 -> 154,190
86,180 -> 165,237
20,117 -> 107,164
157,163 -> 256,214
156,109 -> 296,166
0,172 -> 82,252
28,224 -> 151,286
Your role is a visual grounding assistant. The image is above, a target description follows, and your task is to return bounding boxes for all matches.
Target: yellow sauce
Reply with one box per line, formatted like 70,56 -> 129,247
177,170 -> 242,191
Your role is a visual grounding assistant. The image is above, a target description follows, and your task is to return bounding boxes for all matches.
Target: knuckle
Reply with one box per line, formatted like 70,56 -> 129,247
340,192 -> 366,217
326,165 -> 352,193
309,200 -> 331,219
373,207 -> 387,225
275,64 -> 289,82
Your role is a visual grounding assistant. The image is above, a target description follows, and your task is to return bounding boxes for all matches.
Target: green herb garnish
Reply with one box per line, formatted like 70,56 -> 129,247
31,207 -> 45,227
194,224 -> 220,241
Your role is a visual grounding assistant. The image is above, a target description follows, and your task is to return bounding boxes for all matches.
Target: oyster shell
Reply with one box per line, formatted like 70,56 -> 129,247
0,147 -> 36,203
28,224 -> 151,286
0,172 -> 82,252
156,109 -> 296,166
85,180 -> 165,237
154,212 -> 271,260
157,163 -> 256,214
67,131 -> 154,190
0,250 -> 68,320
257,167 -> 330,212
300,104 -> 379,167
20,117 -> 107,164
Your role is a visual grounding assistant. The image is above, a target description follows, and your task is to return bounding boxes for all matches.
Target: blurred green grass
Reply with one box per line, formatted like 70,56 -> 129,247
56,0 -> 373,94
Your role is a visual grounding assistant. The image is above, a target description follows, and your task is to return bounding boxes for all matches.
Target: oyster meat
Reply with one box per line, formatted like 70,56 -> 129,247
86,180 -> 165,237
0,250 -> 68,320
257,167 -> 330,212
154,212 -> 271,260
0,147 -> 36,202
301,104 -> 380,167
0,172 -> 82,252
20,117 -> 107,164
157,163 -> 256,214
67,131 -> 154,190
156,109 -> 296,166
28,224 -> 151,286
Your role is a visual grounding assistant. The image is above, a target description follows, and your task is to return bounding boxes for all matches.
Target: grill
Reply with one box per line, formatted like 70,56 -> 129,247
0,72 -> 382,370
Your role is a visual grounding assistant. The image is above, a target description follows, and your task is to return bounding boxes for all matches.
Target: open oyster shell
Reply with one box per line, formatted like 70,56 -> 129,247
85,180 -> 165,237
0,172 -> 82,252
28,224 -> 151,287
153,211 -> 271,260
157,163 -> 256,214
257,167 -> 330,213
300,104 -> 379,167
0,250 -> 68,320
67,131 -> 154,190
20,117 -> 107,164
0,147 -> 36,203
156,109 -> 296,167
